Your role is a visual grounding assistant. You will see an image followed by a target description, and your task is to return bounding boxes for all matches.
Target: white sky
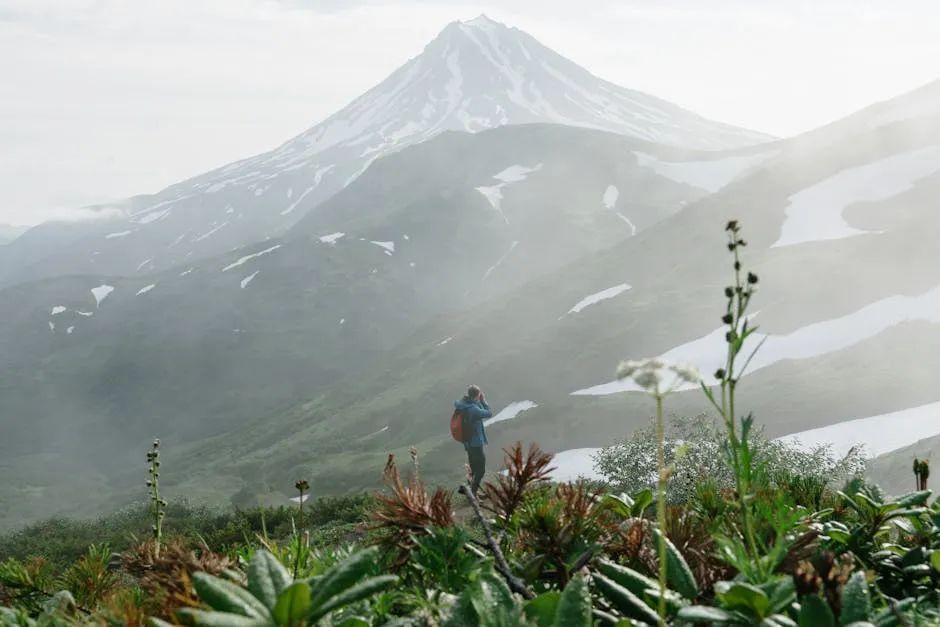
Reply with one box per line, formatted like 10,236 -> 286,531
1,0 -> 938,225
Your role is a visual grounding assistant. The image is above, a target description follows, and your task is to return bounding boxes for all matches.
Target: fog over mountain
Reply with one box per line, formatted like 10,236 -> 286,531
1,15 -> 939,528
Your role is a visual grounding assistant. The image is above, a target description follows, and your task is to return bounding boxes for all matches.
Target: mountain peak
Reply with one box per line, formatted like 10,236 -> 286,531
461,14 -> 501,29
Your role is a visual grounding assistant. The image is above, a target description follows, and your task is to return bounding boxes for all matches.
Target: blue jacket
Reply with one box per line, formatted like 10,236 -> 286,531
455,397 -> 492,448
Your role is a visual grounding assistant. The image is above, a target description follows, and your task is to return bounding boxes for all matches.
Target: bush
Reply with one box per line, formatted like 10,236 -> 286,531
594,414 -> 866,506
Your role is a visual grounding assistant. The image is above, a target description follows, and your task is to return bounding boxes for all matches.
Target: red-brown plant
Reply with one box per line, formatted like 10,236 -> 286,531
481,442 -> 555,522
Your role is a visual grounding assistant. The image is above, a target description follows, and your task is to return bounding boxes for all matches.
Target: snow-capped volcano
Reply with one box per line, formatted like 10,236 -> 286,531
0,15 -> 772,287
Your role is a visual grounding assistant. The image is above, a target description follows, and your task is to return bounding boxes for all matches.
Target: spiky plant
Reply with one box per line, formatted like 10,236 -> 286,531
371,453 -> 454,562
480,442 -> 555,523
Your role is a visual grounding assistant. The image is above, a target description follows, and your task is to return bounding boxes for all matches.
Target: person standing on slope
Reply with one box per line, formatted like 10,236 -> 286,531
455,385 -> 492,495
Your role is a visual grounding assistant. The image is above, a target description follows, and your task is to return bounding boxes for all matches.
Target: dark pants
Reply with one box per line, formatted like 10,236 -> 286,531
467,446 -> 486,495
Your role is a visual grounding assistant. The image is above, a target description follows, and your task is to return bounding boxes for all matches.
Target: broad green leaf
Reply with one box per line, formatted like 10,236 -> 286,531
630,489 -> 654,515
596,560 -> 658,597
930,550 -> 940,572
895,490 -> 931,508
762,615 -> 797,627
308,575 -> 397,622
555,575 -> 592,626
765,578 -> 796,614
677,605 -> 734,622
192,573 -> 270,618
650,527 -> 698,600
523,592 -> 560,627
717,582 -> 769,618
176,609 -> 271,627
592,573 -> 660,625
839,572 -> 869,626
308,547 -> 378,611
798,596 -> 834,627
334,618 -> 370,627
272,582 -> 310,627
248,550 -> 292,611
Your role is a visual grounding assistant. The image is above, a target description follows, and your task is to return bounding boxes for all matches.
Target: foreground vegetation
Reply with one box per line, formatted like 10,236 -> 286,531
4,220 -> 940,626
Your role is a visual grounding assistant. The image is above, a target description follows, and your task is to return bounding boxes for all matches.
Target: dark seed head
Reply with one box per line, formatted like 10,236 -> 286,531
725,220 -> 738,232
747,272 -> 759,284
714,369 -> 726,380
734,260 -> 741,271
724,287 -> 734,298
721,313 -> 733,324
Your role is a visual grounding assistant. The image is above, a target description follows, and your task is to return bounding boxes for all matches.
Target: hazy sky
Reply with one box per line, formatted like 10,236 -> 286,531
2,0 -> 938,225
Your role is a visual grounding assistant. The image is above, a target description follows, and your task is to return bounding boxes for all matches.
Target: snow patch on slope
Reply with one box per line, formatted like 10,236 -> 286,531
241,271 -> 259,289
779,400 -> 940,458
51,306 -> 66,316
136,284 -> 156,296
320,232 -> 345,244
91,285 -> 114,307
223,245 -> 282,271
548,448 -> 604,482
573,284 -> 940,396
475,164 -> 542,223
568,284 -> 631,314
773,145 -> 940,248
485,401 -> 537,426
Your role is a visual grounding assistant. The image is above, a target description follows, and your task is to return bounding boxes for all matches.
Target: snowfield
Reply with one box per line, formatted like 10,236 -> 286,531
567,284 -> 631,314
91,285 -> 114,307
548,448 -> 604,482
136,284 -> 156,296
573,284 -> 940,396
778,400 -> 940,458
50,306 -> 66,316
485,401 -> 537,426
475,163 -> 542,223
319,232 -> 345,244
222,245 -> 282,271
773,145 -> 940,248
240,271 -> 259,289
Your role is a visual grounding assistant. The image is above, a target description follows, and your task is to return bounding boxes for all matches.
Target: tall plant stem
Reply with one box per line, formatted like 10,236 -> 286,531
655,394 -> 667,627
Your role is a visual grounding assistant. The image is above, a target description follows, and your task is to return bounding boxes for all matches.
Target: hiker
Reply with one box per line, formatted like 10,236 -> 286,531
454,384 -> 492,495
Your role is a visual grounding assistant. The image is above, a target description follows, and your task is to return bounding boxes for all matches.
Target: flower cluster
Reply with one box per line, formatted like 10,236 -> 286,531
616,358 -> 701,397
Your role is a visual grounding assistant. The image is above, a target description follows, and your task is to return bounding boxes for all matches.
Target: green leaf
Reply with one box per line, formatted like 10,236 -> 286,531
192,573 -> 270,618
272,582 -> 310,627
630,489 -> 654,515
798,596 -> 835,627
717,582 -> 769,618
308,547 -> 378,612
524,592 -> 560,627
592,573 -> 660,625
839,572 -> 870,626
650,527 -> 698,600
596,560 -> 659,597
677,605 -> 735,622
308,575 -> 397,622
555,574 -> 592,626
248,550 -> 292,611
176,609 -> 271,627
930,550 -> 940,572
334,619 -> 371,627
895,490 -> 931,508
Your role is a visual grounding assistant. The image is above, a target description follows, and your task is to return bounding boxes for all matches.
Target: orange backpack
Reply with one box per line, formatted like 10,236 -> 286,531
450,407 -> 470,443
